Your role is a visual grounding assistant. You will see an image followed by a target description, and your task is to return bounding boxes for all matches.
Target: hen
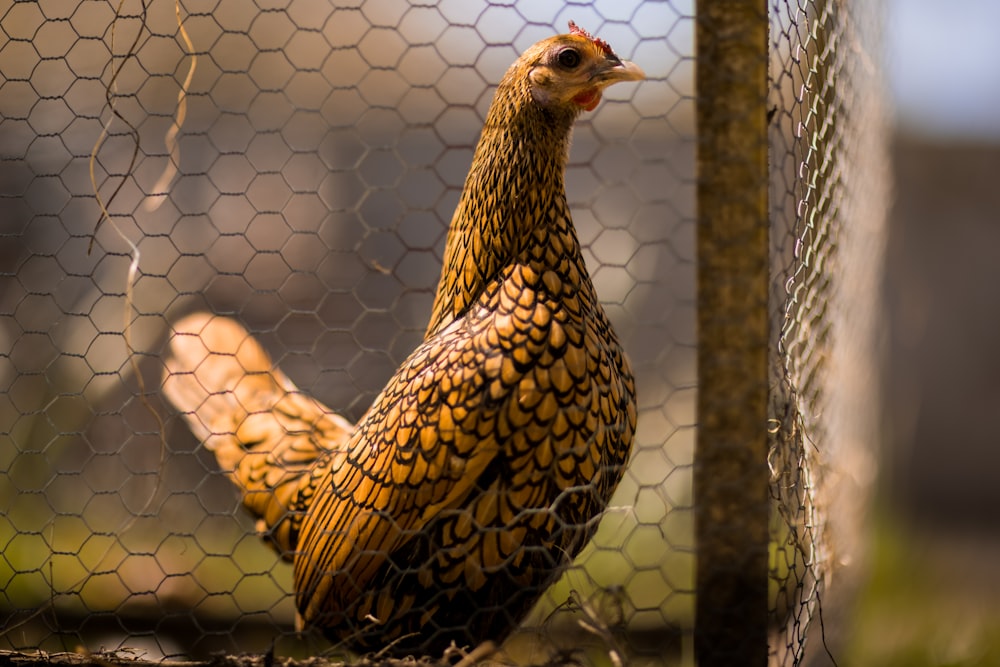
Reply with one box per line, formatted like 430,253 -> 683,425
162,22 -> 641,656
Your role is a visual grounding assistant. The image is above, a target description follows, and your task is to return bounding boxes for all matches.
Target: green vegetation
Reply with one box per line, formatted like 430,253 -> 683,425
841,513 -> 1000,667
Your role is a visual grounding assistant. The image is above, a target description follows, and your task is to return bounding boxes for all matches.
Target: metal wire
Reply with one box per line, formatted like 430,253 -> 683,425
0,1 -> 886,664
767,1 -> 888,664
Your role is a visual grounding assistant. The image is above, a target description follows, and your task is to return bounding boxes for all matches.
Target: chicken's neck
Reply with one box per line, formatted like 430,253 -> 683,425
426,79 -> 586,337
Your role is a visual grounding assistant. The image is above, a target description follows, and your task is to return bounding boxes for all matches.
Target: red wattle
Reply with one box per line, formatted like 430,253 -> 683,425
573,89 -> 601,111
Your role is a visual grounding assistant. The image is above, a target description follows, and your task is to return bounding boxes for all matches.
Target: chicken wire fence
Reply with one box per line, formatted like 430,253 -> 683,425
0,1 -> 886,665
767,1 -> 887,664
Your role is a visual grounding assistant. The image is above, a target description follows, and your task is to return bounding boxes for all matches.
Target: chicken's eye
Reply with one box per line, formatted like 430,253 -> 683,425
557,48 -> 581,69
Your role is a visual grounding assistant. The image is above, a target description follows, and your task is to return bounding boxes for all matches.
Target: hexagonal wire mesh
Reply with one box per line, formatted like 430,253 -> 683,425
1,0 -> 694,663
0,0 -> 886,664
767,1 -> 888,664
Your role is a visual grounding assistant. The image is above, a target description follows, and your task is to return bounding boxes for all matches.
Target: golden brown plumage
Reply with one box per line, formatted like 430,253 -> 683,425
162,23 -> 642,656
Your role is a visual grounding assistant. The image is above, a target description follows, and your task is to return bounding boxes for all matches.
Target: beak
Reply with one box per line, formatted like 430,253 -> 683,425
592,55 -> 646,86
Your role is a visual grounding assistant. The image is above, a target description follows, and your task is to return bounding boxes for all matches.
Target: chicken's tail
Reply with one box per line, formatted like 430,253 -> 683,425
162,313 -> 354,552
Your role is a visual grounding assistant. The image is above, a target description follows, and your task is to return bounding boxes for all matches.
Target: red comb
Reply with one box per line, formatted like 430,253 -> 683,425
568,20 -> 616,58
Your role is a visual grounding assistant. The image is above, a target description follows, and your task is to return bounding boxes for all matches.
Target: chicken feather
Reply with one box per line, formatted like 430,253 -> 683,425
162,23 -> 642,656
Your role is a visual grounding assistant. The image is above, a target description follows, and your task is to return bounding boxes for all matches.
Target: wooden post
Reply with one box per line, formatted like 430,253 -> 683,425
694,1 -> 770,664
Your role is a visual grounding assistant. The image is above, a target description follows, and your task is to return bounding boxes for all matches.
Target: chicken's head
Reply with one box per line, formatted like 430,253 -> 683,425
527,21 -> 645,112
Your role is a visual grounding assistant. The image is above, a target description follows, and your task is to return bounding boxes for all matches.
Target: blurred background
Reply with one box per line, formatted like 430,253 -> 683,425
849,0 -> 1000,664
